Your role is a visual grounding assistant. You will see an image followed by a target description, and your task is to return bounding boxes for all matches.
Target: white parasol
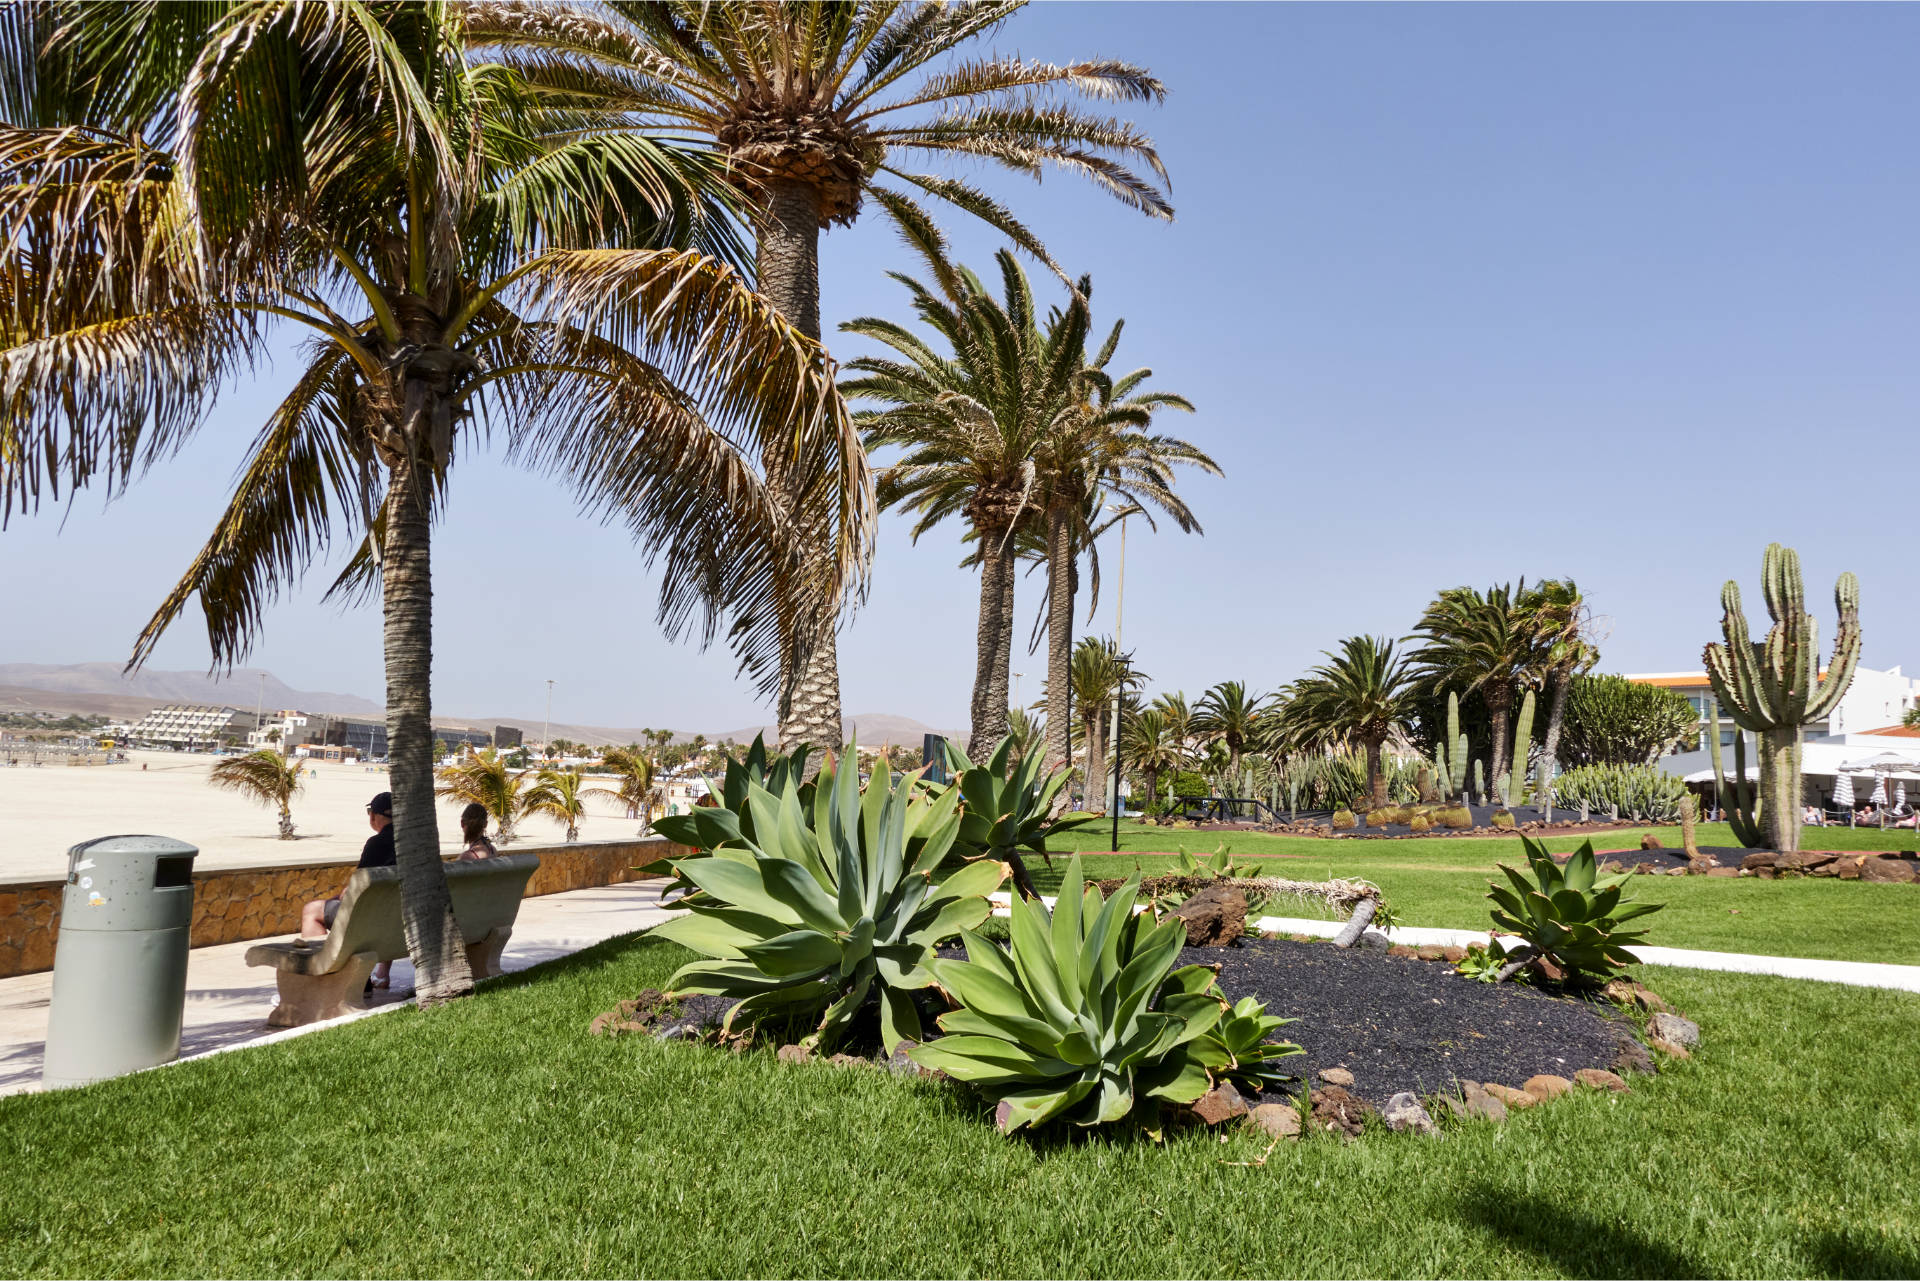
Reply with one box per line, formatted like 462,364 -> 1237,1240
1832,771 -> 1855,809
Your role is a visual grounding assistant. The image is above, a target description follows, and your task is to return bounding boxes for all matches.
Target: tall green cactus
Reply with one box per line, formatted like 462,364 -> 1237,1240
1504,688 -> 1536,807
1703,543 -> 1860,852
1707,702 -> 1761,847
1470,758 -> 1484,806
1432,690 -> 1469,802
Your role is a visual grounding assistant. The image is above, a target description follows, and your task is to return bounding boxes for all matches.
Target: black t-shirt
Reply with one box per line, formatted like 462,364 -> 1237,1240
358,825 -> 397,869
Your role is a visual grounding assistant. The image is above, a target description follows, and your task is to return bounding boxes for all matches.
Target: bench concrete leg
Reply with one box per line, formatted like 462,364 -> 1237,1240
465,927 -> 512,980
264,951 -> 379,1028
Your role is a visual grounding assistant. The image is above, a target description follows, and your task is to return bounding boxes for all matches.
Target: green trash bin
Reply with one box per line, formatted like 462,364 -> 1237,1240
42,835 -> 199,1089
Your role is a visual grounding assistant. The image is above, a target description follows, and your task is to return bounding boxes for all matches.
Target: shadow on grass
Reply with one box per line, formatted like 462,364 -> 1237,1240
1802,1228 -> 1920,1279
1454,1184 -> 1715,1279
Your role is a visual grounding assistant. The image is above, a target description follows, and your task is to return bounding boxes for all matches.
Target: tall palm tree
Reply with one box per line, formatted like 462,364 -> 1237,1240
1410,584 -> 1536,801
0,4 -> 866,1002
1192,680 -> 1268,785
1121,706 -> 1182,813
523,767 -> 590,842
1150,691 -> 1197,771
1036,316 -> 1216,777
1522,578 -> 1599,803
1280,637 -> 1420,809
596,745 -> 662,833
468,1 -> 1171,754
208,749 -> 305,840
1062,635 -> 1141,810
436,749 -> 531,846
847,235 -> 1090,756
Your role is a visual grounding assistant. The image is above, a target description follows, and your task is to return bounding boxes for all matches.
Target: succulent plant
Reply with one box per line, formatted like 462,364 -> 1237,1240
1190,996 -> 1303,1095
1409,814 -> 1433,833
1504,688 -> 1536,807
1363,808 -> 1393,829
1439,805 -> 1473,830
1432,690 -> 1469,802
656,751 -> 1005,1052
944,735 -> 1098,898
1491,809 -> 1515,830
1453,941 -> 1505,983
1703,543 -> 1860,852
1331,808 -> 1357,830
1172,848 -> 1246,878
1550,763 -> 1688,824
910,858 -> 1244,1132
1707,701 -> 1762,848
1486,837 -> 1661,984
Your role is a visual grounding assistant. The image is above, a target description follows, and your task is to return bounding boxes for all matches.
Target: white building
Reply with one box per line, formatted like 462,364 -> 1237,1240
126,703 -> 258,749
1630,666 -> 1920,798
247,709 -> 322,750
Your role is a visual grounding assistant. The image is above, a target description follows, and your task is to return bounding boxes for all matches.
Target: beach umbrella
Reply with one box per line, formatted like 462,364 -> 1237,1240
1868,774 -> 1887,807
1832,771 -> 1854,809
1898,780 -> 1908,810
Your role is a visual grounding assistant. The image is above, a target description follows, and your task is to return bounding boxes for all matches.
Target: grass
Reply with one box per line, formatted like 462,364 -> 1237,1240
1035,823 -> 1920,965
2,933 -> 1916,1278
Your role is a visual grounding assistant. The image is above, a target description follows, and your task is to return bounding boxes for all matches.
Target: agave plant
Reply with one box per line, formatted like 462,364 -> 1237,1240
655,751 -> 1004,1053
1192,997 -> 1303,1095
1487,838 -> 1662,984
944,736 -> 1098,899
910,858 -> 1230,1132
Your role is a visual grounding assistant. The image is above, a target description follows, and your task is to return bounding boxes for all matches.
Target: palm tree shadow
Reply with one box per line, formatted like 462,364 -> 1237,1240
1453,1184 -> 1715,1279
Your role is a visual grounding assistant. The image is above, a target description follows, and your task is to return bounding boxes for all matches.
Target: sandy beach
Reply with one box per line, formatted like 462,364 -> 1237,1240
0,749 -> 643,881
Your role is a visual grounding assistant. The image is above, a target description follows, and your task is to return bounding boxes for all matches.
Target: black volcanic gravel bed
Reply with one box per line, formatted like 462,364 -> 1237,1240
1199,938 -> 1628,1105
1585,844 -> 1747,871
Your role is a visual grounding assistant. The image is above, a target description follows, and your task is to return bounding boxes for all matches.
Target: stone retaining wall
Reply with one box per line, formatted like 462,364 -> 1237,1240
0,837 -> 681,979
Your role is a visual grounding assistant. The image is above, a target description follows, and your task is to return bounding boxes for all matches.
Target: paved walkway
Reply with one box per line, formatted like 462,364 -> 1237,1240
0,880 -> 672,1096
1255,915 -> 1920,994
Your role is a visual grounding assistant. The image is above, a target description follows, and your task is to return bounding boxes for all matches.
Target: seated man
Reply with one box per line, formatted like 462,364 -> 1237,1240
300,790 -> 398,988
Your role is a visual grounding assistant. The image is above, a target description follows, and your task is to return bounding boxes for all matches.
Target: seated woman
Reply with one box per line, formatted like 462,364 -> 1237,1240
455,803 -> 497,861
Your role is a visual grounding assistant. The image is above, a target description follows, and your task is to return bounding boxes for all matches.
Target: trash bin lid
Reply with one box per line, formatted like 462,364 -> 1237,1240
68,834 -> 199,862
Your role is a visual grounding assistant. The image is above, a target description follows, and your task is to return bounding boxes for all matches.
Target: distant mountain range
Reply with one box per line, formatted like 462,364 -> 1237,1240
0,662 -> 962,747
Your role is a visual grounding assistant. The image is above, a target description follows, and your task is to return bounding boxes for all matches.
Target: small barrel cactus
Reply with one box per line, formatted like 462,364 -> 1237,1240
1440,805 -> 1474,830
1409,814 -> 1433,833
1332,808 -> 1357,830
1492,810 -> 1516,830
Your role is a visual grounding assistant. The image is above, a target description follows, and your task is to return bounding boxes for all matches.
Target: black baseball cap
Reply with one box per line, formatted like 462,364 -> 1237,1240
367,791 -> 393,817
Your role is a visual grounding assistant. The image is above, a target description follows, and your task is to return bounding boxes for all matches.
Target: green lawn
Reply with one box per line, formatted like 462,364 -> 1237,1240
2,933 -> 1915,1278
1038,824 -> 1920,965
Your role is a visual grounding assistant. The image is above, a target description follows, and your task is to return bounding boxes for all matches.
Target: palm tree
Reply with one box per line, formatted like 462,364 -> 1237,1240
1036,315 -> 1216,777
0,5 -> 867,1002
1121,707 -> 1182,813
847,236 -> 1090,756
436,750 -> 531,846
1006,705 -> 1047,769
1522,578 -> 1600,803
596,745 -> 662,833
1151,691 -> 1198,770
208,749 -> 305,840
1062,636 -> 1142,810
1193,681 -> 1268,786
1280,637 -> 1420,809
1410,584 -> 1536,802
523,768 -> 590,843
467,0 -> 1171,753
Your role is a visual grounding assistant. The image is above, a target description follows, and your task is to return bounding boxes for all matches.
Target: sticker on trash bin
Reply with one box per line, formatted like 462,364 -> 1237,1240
74,859 -> 95,872
88,892 -> 108,907
79,876 -> 92,889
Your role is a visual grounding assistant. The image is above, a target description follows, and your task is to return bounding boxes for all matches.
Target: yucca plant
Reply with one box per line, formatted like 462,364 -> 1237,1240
944,735 -> 1097,900
1487,837 -> 1662,985
657,753 -> 1004,1053
910,858 -> 1231,1133
208,749 -> 305,840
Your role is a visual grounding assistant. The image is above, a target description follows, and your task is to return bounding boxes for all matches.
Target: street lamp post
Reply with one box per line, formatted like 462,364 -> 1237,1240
1109,512 -> 1127,852
543,679 -> 554,761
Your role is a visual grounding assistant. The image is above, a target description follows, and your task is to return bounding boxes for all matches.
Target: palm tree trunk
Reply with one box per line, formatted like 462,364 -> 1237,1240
1486,683 -> 1513,806
1536,670 -> 1571,805
756,178 -> 842,758
1042,503 -> 1074,779
381,441 -> 473,1004
1366,736 -> 1387,809
968,518 -> 1015,757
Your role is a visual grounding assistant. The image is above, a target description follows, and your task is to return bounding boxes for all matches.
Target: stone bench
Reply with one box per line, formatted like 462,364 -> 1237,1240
244,854 -> 539,1027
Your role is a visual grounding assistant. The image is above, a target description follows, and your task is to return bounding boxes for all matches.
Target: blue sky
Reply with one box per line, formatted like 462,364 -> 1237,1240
3,2 -> 1915,733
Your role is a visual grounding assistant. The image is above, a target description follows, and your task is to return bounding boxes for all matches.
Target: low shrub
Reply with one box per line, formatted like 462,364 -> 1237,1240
1331,808 -> 1357,830
1551,763 -> 1687,823
1486,837 -> 1662,985
1171,770 -> 1209,799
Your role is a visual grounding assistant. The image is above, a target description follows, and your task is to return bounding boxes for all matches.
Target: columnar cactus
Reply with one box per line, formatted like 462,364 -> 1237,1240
1702,543 -> 1860,852
1707,701 -> 1761,848
1433,691 -> 1469,803
1503,688 -> 1536,807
